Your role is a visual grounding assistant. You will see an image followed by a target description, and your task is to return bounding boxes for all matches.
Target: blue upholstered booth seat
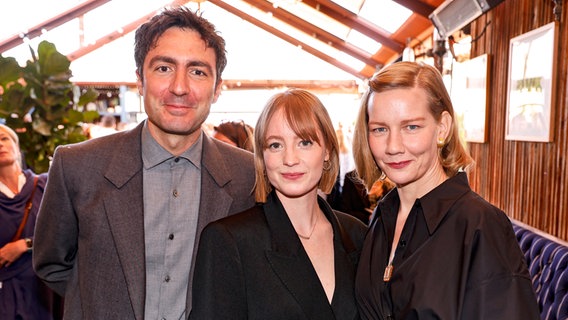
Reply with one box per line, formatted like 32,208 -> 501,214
512,219 -> 568,320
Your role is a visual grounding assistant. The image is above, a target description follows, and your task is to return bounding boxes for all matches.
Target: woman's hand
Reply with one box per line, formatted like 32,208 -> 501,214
0,239 -> 27,268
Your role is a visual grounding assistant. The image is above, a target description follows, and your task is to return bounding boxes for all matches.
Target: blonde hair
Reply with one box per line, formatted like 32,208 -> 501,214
353,62 -> 473,190
0,124 -> 22,167
253,89 -> 339,202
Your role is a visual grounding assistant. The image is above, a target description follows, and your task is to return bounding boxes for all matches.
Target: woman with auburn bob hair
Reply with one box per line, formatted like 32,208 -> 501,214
352,62 -> 539,319
190,89 -> 366,319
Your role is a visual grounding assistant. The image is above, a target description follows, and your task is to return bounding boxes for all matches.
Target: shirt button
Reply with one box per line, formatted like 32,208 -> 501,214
168,233 -> 174,240
400,240 -> 407,247
164,275 -> 170,282
174,157 -> 180,163
173,189 -> 179,197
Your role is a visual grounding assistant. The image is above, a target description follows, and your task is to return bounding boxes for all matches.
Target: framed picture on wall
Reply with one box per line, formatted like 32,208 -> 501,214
505,22 -> 558,142
451,53 -> 490,143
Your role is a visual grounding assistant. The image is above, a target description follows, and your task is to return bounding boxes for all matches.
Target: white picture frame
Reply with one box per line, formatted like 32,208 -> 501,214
451,53 -> 490,143
505,22 -> 558,142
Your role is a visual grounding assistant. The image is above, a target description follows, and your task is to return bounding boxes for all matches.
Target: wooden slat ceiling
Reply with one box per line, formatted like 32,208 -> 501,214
0,0 -> 445,83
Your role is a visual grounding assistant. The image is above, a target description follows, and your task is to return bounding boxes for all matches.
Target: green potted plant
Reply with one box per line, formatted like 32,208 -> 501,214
0,40 -> 99,173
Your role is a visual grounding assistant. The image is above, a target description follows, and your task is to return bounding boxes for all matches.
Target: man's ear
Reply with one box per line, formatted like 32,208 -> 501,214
136,70 -> 144,96
212,78 -> 223,103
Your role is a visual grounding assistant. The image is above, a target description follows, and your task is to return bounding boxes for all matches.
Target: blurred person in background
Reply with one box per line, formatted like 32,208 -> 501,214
212,120 -> 254,152
88,114 -> 118,139
0,124 -> 57,320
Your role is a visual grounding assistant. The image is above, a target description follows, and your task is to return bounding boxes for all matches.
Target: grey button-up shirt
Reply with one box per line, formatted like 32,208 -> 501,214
141,124 -> 202,320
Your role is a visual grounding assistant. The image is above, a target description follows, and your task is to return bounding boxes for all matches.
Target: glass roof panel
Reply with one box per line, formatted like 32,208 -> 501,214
346,29 -> 382,54
268,0 -> 351,40
265,0 -> 408,55
266,0 -> 381,56
359,0 -> 412,34
330,0 -> 365,14
225,0 -> 367,71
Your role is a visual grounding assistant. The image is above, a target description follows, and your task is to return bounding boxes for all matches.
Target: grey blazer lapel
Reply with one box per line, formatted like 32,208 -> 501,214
197,135 -> 236,229
263,194 -> 335,319
102,125 -> 146,319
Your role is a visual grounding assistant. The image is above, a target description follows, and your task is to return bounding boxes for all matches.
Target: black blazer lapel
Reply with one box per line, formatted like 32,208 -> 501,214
323,198 -> 359,319
263,193 -> 336,320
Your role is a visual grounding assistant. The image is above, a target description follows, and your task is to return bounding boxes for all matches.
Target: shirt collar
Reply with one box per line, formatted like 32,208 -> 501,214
141,120 -> 203,170
417,172 -> 469,230
378,172 -> 471,234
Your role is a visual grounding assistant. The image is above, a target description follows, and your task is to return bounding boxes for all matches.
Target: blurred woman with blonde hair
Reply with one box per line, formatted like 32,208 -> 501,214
0,124 -> 55,319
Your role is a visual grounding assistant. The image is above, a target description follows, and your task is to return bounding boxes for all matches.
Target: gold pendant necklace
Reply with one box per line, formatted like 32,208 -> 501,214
297,212 -> 320,240
384,250 -> 395,282
383,264 -> 394,282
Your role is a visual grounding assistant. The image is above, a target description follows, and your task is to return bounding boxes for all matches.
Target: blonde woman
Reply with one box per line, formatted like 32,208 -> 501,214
0,124 -> 55,319
353,62 -> 539,319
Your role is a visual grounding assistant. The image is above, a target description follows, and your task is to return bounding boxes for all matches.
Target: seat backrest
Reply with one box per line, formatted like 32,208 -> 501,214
513,222 -> 568,320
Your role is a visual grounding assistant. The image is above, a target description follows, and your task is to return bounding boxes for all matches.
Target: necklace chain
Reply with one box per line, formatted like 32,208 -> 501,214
297,212 -> 320,240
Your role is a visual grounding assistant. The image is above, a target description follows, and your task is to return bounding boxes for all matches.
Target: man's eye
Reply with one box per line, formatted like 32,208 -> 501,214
190,69 -> 208,77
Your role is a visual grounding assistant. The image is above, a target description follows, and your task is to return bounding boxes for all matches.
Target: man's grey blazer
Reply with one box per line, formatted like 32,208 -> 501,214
33,121 -> 256,319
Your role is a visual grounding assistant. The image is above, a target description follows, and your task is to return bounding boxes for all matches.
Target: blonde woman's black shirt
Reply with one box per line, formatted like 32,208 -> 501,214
355,172 -> 540,320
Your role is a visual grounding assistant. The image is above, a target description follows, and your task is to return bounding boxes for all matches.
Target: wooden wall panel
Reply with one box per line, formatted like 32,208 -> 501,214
467,0 -> 568,239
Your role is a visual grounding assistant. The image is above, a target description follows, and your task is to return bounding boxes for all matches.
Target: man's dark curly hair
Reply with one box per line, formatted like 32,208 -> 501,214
134,6 -> 227,86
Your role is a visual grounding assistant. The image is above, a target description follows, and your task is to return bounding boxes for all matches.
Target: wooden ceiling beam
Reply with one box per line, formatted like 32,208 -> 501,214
221,79 -> 359,92
301,0 -> 404,52
208,0 -> 369,79
239,0 -> 380,68
73,79 -> 359,93
67,13 -> 152,61
0,0 -> 111,53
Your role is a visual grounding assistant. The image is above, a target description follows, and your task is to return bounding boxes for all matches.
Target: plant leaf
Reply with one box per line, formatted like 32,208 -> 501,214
78,87 -> 100,106
0,55 -> 22,87
37,41 -> 71,77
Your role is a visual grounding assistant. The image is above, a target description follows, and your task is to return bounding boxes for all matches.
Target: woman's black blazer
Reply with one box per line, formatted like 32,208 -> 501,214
190,192 -> 367,320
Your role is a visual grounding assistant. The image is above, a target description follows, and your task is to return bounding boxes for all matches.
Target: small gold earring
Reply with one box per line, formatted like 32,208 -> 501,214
437,138 -> 445,148
379,171 -> 387,181
323,160 -> 331,171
